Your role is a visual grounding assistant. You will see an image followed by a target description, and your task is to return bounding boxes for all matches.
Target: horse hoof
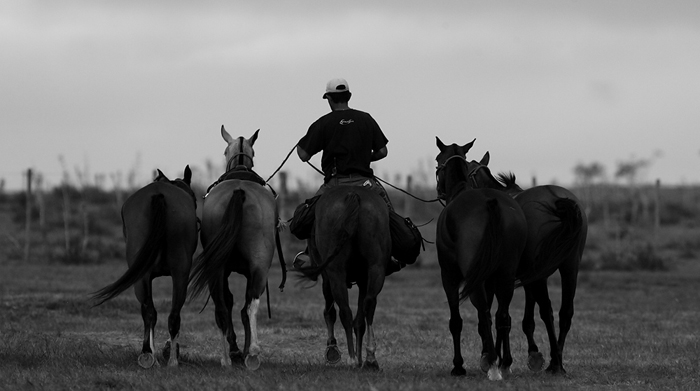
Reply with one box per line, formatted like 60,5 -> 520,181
162,341 -> 179,363
325,345 -> 341,364
162,341 -> 171,362
362,360 -> 380,371
450,366 -> 466,377
245,355 -> 261,371
138,352 -> 156,369
479,354 -> 490,373
500,364 -> 512,375
546,363 -> 566,375
527,352 -> 545,372
487,366 -> 503,381
230,351 -> 245,366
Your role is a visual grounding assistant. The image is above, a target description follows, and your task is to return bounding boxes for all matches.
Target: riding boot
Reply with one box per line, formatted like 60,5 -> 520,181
385,258 -> 406,276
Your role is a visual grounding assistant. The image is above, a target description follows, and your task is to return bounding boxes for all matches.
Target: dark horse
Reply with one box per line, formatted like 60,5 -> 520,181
435,137 -> 527,380
189,126 -> 279,370
464,150 -> 588,374
296,185 -> 391,369
92,166 -> 198,368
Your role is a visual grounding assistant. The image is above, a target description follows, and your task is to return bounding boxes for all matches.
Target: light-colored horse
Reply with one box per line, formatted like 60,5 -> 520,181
189,126 -> 277,370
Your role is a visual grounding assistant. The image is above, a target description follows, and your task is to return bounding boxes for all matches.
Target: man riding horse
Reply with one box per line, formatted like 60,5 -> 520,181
291,78 -> 420,274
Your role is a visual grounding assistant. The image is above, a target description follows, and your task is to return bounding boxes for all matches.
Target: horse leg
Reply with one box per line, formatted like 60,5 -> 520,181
212,278 -> 241,367
163,267 -> 188,367
354,278 -> 367,369
550,263 -> 579,374
329,274 -> 355,366
359,263 -> 384,371
529,279 -> 559,374
241,268 -> 266,370
493,278 -> 514,375
470,285 -> 500,380
322,277 -> 341,364
135,278 -> 159,368
441,269 -> 465,376
522,282 -> 545,372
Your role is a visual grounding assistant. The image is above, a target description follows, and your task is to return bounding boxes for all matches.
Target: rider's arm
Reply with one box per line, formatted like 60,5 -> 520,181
371,146 -> 388,162
297,145 -> 312,162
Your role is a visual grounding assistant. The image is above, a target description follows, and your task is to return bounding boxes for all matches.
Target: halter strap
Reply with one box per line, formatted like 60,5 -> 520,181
466,164 -> 487,188
435,155 -> 487,200
435,154 -> 466,173
226,136 -> 254,171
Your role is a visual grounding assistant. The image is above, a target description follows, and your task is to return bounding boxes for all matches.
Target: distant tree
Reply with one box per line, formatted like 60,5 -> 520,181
615,158 -> 650,185
573,162 -> 605,185
573,162 -> 606,223
615,157 -> 653,225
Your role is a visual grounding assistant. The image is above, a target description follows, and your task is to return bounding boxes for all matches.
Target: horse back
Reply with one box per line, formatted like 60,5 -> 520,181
122,181 -> 198,246
314,185 -> 391,269
202,180 -> 277,226
437,188 -> 527,273
316,186 -> 390,234
201,180 -> 278,268
439,188 -> 526,244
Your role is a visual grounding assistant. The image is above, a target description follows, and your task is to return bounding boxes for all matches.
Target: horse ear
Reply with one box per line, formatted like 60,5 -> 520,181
436,136 -> 447,151
221,125 -> 234,144
462,138 -> 476,153
155,169 -> 168,182
480,151 -> 490,166
250,129 -> 260,146
183,165 -> 192,185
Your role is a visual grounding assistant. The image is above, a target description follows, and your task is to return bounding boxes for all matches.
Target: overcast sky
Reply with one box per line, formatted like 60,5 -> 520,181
2,0 -> 699,191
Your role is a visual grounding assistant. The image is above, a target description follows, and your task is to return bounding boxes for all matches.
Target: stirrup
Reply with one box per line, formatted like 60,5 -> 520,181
293,251 -> 308,270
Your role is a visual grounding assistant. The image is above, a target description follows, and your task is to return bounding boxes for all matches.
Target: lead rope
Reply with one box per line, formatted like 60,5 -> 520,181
265,144 -> 297,184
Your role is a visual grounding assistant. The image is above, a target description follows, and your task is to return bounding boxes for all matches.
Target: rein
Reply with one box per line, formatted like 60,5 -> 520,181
265,143 -> 439,204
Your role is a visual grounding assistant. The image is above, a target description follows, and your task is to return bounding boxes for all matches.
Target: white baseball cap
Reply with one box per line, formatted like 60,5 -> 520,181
323,78 -> 350,99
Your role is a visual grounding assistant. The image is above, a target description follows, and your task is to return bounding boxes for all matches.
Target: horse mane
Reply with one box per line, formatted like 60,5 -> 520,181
496,172 -> 523,193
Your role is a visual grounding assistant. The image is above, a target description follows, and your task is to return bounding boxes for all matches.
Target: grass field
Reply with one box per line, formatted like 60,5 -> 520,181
1,254 -> 698,391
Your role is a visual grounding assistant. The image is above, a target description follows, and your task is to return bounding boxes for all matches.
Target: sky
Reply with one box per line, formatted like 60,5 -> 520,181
2,0 -> 699,192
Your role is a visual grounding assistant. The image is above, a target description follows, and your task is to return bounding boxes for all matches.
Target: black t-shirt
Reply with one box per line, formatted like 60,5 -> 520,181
298,109 -> 388,182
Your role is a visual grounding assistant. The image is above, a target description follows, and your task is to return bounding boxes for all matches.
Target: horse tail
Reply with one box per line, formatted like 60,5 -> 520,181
91,194 -> 167,306
189,189 -> 245,300
297,192 -> 360,282
458,198 -> 503,301
516,197 -> 584,287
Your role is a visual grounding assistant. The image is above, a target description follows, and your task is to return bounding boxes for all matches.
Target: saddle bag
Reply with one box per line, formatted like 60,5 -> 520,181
389,211 -> 423,264
290,195 -> 321,240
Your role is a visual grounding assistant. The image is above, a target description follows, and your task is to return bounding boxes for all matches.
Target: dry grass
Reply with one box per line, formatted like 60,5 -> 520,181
1,254 -> 699,390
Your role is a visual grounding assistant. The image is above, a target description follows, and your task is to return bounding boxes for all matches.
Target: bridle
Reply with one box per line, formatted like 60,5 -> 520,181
226,136 -> 254,171
435,154 -> 487,200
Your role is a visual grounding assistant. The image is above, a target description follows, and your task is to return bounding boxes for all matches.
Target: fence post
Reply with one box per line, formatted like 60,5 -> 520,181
24,168 -> 33,262
654,179 -> 660,234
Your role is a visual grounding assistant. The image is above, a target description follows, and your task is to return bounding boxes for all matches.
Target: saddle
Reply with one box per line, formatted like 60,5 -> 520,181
290,194 -> 423,265
206,166 -> 269,196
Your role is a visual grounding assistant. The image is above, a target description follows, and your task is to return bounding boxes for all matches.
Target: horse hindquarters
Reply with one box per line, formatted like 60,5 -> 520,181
520,193 -> 587,374
459,196 -> 523,379
190,189 -> 246,367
